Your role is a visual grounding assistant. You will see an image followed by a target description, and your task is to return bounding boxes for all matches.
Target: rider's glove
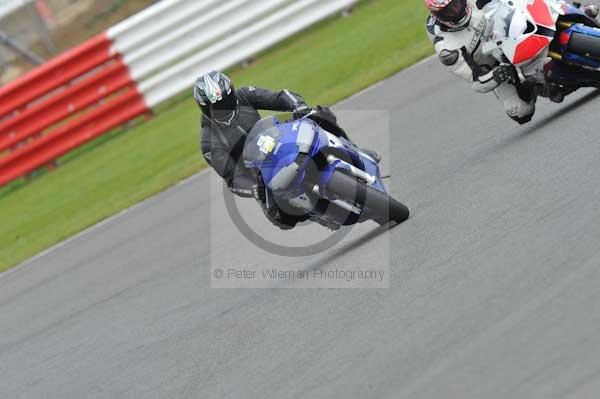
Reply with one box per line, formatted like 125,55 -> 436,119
493,63 -> 519,85
292,105 -> 312,119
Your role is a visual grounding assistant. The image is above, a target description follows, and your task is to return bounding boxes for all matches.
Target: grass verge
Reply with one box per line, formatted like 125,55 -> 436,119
0,0 -> 432,272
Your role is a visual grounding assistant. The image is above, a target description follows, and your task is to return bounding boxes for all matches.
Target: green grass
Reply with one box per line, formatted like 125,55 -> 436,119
0,0 -> 432,272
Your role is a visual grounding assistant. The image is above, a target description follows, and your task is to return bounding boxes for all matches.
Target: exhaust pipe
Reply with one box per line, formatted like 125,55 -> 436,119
326,155 -> 376,185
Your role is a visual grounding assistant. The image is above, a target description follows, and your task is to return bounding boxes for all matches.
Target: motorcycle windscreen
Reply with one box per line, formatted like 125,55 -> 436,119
243,124 -> 284,167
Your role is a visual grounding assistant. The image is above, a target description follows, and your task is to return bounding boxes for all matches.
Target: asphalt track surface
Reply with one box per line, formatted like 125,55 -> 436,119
3,56 -> 600,398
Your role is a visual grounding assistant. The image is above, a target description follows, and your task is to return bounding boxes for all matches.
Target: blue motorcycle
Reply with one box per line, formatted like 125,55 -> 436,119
242,111 -> 409,230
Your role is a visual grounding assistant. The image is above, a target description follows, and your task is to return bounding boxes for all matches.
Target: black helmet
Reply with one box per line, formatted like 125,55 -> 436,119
193,71 -> 237,125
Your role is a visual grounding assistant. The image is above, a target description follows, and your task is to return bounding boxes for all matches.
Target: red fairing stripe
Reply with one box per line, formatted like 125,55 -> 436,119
527,0 -> 555,29
513,35 -> 552,65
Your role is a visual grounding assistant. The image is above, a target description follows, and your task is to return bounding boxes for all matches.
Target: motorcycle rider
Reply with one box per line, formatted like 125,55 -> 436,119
195,70 -> 380,230
424,0 -> 599,125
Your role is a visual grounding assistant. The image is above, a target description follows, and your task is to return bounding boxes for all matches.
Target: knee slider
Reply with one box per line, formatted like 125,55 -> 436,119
439,49 -> 459,66
509,113 -> 534,125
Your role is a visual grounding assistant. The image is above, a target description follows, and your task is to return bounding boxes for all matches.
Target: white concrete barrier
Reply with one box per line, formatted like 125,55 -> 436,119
108,0 -> 359,107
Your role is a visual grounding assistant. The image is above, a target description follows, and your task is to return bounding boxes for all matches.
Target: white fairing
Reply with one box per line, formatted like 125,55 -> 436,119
508,9 -> 529,40
481,0 -> 564,81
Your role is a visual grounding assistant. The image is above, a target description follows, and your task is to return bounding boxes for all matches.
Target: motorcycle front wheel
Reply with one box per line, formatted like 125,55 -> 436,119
325,170 -> 409,224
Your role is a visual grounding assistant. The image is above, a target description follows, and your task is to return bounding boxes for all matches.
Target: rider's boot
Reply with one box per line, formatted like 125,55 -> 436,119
549,89 -> 565,103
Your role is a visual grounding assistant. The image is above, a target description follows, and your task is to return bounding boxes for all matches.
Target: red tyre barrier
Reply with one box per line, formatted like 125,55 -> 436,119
0,89 -> 148,186
0,58 -> 133,153
0,33 -> 113,119
0,30 -> 152,186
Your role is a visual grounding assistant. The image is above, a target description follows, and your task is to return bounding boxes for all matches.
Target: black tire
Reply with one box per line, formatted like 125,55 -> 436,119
326,170 -> 409,224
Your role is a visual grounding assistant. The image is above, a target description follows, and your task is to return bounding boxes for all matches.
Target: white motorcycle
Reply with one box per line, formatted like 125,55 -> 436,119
481,0 -> 600,101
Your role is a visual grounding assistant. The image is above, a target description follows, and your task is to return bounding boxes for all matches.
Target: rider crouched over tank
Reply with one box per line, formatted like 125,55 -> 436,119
194,71 -> 381,230
424,0 -> 599,125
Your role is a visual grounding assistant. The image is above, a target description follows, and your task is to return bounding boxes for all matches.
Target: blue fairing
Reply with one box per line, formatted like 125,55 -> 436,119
561,23 -> 600,69
555,6 -> 600,73
242,116 -> 387,207
244,118 -> 300,183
